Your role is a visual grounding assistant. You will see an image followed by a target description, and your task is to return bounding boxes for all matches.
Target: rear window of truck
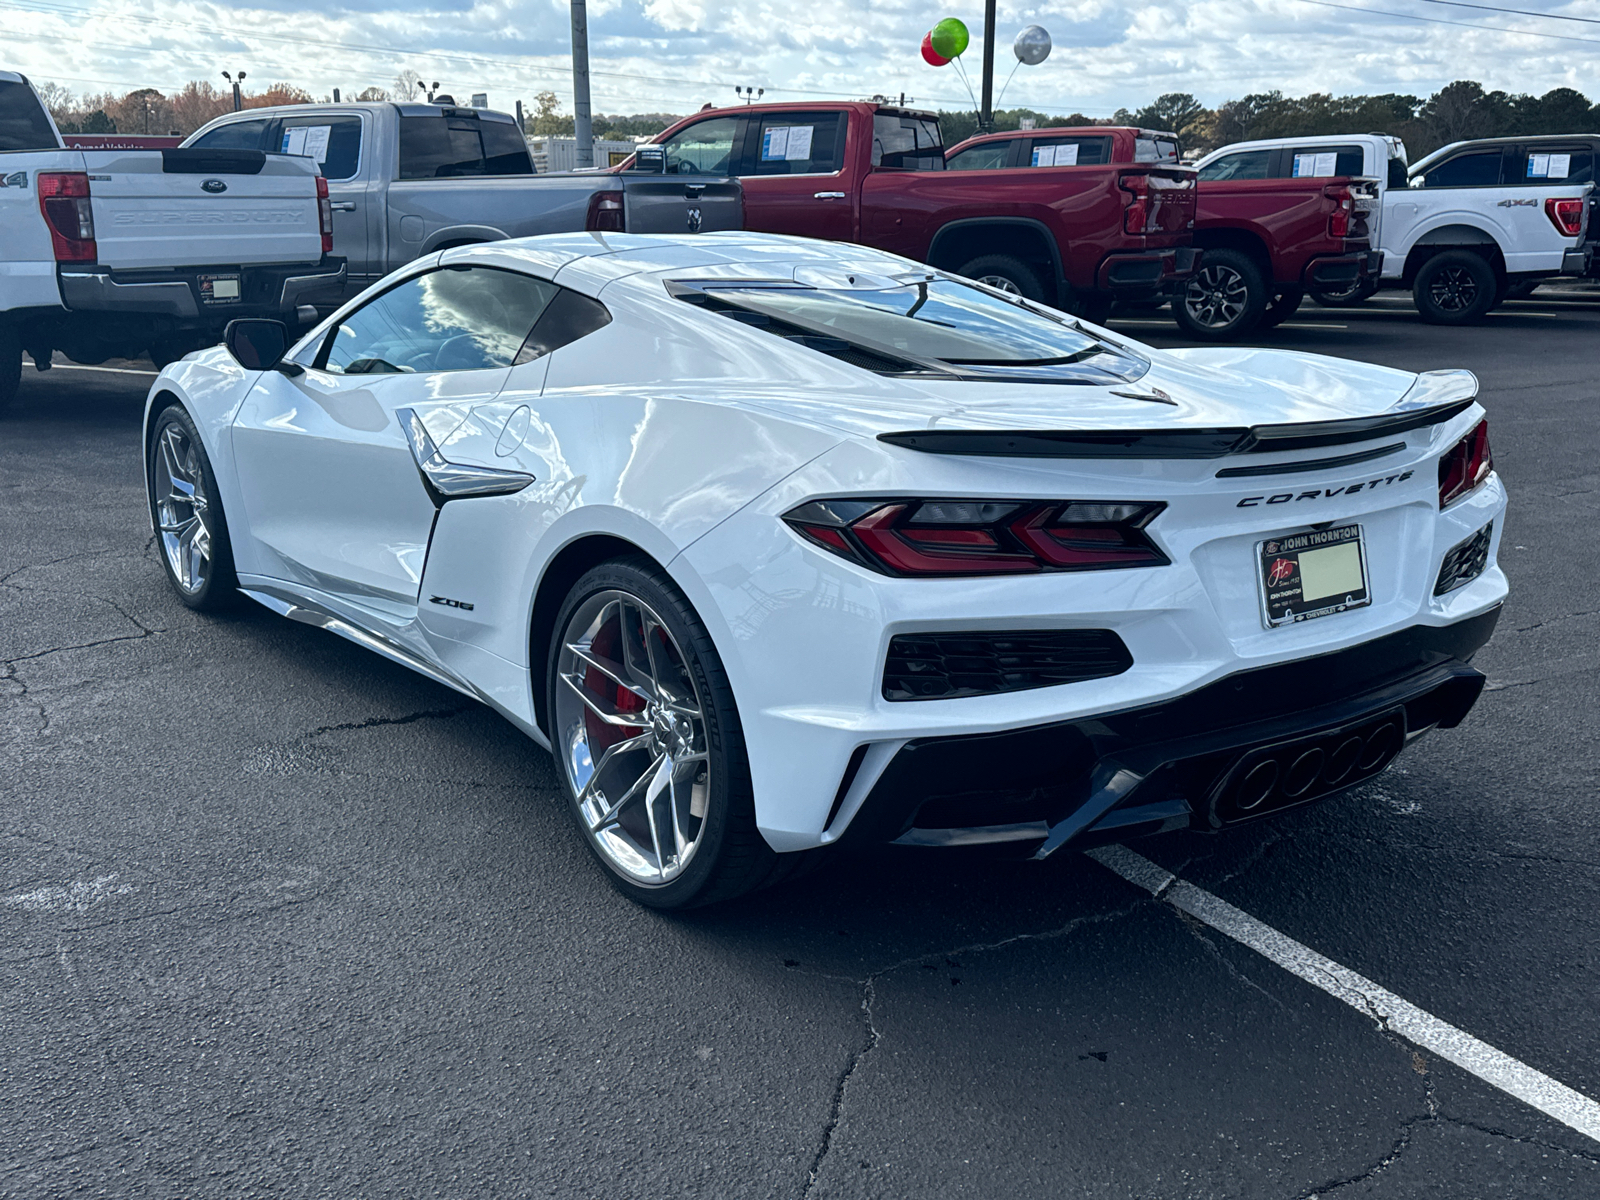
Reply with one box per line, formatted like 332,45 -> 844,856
277,115 -> 364,180
1285,146 -> 1365,178
872,114 -> 944,170
0,80 -> 59,151
1030,136 -> 1112,167
1134,136 -> 1178,163
1516,147 -> 1594,184
399,115 -> 533,178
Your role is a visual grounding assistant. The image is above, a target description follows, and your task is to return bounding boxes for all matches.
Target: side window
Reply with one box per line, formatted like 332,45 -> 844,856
190,118 -> 271,151
1387,157 -> 1409,189
1284,145 -> 1365,178
319,267 -> 559,375
946,142 -> 1012,171
658,117 -> 742,176
1519,148 -> 1594,185
519,289 -> 612,361
398,116 -> 490,179
1197,150 -> 1273,181
1030,136 -> 1112,167
1420,152 -> 1504,188
277,114 -> 363,181
1134,136 -> 1178,163
479,119 -> 535,175
0,80 -> 59,151
749,112 -> 843,176
872,114 -> 944,170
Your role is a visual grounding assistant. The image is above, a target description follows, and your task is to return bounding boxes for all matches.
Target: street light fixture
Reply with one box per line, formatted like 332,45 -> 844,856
221,70 -> 246,112
734,86 -> 764,104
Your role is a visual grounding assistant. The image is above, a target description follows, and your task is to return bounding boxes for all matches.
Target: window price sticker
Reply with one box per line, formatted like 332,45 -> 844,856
1031,143 -> 1079,167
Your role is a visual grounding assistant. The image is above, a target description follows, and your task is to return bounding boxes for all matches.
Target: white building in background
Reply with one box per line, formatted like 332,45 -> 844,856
528,135 -> 650,173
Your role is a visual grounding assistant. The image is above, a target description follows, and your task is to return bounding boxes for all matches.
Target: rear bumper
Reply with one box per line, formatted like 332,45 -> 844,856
1096,246 -> 1201,298
842,607 -> 1500,855
59,256 -> 346,327
1300,248 -> 1381,290
1562,247 -> 1592,276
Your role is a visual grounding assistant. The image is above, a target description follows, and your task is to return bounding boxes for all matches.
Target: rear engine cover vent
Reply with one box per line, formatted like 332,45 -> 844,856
1434,522 -> 1492,596
883,629 -> 1132,701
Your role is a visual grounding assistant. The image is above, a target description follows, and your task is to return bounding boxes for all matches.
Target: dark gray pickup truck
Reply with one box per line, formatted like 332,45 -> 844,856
184,101 -> 744,303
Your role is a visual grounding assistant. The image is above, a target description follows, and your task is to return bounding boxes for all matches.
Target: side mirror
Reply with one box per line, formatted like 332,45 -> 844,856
224,319 -> 290,371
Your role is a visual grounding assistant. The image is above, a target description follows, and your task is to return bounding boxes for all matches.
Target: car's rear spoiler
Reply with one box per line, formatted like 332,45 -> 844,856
878,370 -> 1478,460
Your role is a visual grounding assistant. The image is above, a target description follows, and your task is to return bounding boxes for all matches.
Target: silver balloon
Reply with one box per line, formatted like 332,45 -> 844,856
1014,25 -> 1052,66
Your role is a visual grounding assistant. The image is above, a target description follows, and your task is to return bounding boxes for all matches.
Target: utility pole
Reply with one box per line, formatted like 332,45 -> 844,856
979,0 -> 996,131
222,70 -> 246,112
571,0 -> 593,168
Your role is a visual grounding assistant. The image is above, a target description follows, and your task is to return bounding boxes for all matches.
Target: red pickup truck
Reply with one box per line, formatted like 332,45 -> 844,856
945,127 -> 1380,338
634,102 -> 1198,322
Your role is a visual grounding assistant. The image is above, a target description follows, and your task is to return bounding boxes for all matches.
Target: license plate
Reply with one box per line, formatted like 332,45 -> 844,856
199,274 -> 241,304
1258,524 -> 1370,628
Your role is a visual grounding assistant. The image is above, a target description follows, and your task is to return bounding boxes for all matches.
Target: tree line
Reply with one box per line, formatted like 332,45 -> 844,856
34,75 -> 1600,159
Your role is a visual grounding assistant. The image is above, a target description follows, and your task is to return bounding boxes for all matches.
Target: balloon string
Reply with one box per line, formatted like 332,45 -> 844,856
994,60 -> 1022,110
952,57 -> 980,114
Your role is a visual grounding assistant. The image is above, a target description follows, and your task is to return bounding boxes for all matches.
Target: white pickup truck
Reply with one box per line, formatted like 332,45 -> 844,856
1195,132 -> 1594,322
1,71 -> 344,412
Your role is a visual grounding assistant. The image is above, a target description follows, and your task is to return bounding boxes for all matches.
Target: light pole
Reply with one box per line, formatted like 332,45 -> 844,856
979,0 -> 996,132
570,0 -> 593,168
221,70 -> 246,112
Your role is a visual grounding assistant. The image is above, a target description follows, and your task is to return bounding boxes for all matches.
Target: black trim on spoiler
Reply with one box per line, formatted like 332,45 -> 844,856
877,398 -> 1476,459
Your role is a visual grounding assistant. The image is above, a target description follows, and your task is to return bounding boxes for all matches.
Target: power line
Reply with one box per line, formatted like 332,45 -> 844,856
1293,0 -> 1600,46
1413,0 -> 1600,26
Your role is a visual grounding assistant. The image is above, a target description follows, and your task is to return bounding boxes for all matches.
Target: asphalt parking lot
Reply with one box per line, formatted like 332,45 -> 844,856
3,287 -> 1599,1199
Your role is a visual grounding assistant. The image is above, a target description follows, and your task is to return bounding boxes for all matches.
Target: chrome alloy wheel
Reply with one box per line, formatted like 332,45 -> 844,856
1183,264 -> 1249,329
153,424 -> 214,594
977,273 -> 1023,295
555,589 -> 711,886
1427,266 -> 1479,313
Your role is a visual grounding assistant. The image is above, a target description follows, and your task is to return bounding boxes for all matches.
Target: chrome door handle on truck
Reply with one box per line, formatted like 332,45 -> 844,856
813,192 -> 846,200
329,201 -> 357,212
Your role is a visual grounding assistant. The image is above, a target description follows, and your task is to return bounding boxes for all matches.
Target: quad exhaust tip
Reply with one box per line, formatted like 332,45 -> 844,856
1216,714 -> 1405,823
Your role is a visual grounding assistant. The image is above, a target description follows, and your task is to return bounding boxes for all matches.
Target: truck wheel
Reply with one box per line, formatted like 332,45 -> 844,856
1413,251 -> 1496,325
1258,288 -> 1303,330
0,326 -> 20,416
957,254 -> 1046,303
1070,293 -> 1115,326
1173,249 -> 1267,339
1310,278 -> 1377,307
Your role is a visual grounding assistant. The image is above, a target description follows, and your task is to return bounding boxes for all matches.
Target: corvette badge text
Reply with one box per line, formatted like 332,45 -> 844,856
1238,470 -> 1414,507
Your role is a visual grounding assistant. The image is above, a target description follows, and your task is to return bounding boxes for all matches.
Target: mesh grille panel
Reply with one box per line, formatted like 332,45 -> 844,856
883,629 -> 1133,701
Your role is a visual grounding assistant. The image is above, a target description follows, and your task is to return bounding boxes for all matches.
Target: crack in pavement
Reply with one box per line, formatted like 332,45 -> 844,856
306,707 -> 470,738
798,901 -> 1148,1197
1511,607 -> 1600,635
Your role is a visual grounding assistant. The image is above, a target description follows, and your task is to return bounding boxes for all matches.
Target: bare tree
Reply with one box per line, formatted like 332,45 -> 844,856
32,80 -> 73,121
393,70 -> 423,101
356,86 -> 390,102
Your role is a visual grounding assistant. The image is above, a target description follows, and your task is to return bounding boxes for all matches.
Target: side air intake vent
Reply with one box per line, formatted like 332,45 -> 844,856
1434,522 -> 1492,596
883,629 -> 1133,701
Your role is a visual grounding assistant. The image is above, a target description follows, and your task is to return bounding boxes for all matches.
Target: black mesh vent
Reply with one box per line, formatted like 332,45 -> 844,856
883,629 -> 1133,701
1434,522 -> 1492,596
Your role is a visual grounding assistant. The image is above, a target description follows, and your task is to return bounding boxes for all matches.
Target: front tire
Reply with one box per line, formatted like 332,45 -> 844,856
546,557 -> 798,909
1173,249 -> 1268,339
1413,250 -> 1497,325
956,254 -> 1047,303
146,404 -> 238,610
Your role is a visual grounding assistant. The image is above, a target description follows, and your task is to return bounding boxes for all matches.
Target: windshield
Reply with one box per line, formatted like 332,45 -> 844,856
700,274 -> 1148,383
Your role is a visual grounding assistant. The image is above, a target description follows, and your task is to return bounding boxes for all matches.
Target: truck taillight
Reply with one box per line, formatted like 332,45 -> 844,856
1439,419 -> 1492,508
1119,173 -> 1151,235
586,190 -> 625,232
316,176 -> 333,253
1325,184 -> 1354,239
1545,197 -> 1585,238
38,171 -> 96,263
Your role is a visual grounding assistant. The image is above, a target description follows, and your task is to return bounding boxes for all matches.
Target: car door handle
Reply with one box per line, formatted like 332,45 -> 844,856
813,191 -> 846,199
329,201 -> 357,212
397,408 -> 534,503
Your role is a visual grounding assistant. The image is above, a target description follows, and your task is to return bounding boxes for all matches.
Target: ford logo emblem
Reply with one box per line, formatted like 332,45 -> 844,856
201,179 -> 227,194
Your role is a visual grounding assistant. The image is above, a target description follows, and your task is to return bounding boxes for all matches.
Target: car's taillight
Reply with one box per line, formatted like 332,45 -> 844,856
1120,172 -> 1151,235
1545,197 -> 1585,238
316,176 -> 333,253
586,189 -> 625,232
1325,183 -> 1353,239
783,498 -> 1169,577
37,171 -> 96,263
1438,419 -> 1492,508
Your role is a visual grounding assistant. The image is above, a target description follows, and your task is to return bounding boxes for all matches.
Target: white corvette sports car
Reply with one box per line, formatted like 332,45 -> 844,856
143,232 -> 1506,907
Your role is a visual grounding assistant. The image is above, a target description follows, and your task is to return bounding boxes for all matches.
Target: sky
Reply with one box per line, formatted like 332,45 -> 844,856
5,0 -> 1600,118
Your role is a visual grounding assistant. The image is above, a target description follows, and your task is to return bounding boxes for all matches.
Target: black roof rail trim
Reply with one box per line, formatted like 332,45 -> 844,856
878,398 -> 1475,460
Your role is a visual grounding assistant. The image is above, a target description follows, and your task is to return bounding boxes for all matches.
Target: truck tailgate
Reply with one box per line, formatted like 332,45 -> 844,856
1134,167 -> 1197,240
623,176 -> 743,235
84,148 -> 323,270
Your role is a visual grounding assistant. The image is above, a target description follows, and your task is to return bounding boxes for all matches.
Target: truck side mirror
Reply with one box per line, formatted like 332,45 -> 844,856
224,319 -> 289,371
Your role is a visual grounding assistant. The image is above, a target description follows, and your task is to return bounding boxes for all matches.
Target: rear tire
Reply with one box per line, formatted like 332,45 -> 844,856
146,404 -> 239,611
1173,249 -> 1268,339
1258,288 -> 1303,330
0,326 -> 20,416
1310,278 -> 1377,307
1412,250 -> 1497,325
1069,292 -> 1115,326
956,254 -> 1047,303
546,556 -> 816,909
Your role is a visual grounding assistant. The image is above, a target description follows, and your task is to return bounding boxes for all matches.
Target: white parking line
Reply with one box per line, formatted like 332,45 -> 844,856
1106,319 -> 1349,331
1088,844 -> 1600,1145
45,364 -> 158,377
